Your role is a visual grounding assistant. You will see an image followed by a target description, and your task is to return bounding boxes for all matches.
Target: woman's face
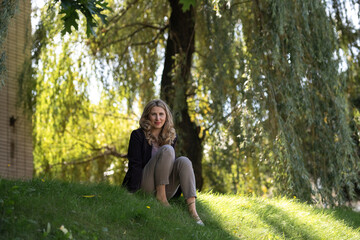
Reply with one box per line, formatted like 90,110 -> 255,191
149,106 -> 166,130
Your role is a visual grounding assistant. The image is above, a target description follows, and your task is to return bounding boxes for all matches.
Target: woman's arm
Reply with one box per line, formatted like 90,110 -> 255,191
173,134 -> 178,148
124,130 -> 144,192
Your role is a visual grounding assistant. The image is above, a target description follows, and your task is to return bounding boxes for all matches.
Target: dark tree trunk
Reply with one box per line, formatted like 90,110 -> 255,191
161,0 -> 204,190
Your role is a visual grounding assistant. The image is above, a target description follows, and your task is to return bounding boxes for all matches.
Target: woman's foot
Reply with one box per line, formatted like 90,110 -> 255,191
187,198 -> 204,226
156,196 -> 170,206
156,185 -> 170,206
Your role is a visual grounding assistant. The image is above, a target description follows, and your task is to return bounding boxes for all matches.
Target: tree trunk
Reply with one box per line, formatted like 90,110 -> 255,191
161,0 -> 203,190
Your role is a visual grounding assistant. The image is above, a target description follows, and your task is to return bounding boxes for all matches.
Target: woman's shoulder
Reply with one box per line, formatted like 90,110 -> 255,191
131,128 -> 146,138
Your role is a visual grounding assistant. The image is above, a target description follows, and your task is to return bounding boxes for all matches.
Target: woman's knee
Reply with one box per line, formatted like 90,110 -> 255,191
176,156 -> 193,169
159,145 -> 175,160
159,144 -> 175,157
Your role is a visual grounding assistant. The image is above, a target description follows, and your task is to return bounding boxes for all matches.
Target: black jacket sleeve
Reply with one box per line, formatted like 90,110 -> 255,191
122,130 -> 144,192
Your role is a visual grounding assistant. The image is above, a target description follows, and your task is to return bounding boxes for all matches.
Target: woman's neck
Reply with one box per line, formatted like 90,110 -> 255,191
151,128 -> 161,139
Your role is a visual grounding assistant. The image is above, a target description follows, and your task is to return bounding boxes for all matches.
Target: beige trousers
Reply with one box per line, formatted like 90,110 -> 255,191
141,145 -> 197,199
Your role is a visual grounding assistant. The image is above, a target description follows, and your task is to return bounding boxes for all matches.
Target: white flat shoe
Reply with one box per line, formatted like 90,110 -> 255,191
188,201 -> 205,226
193,214 -> 205,226
196,219 -> 205,226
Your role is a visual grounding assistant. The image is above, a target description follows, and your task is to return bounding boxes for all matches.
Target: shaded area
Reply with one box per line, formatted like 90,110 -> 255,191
240,198 -> 360,239
0,179 -> 235,240
250,200 -> 322,240
329,207 -> 360,230
2,179 -> 360,239
169,196 -> 237,240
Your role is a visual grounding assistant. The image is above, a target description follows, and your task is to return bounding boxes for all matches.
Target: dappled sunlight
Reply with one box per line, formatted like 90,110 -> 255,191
268,198 -> 360,238
1,179 -> 360,239
200,194 -> 280,239
199,193 -> 360,239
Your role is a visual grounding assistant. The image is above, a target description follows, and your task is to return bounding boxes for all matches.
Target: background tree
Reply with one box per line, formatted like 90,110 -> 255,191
90,0 -> 205,188
27,0 -> 360,206
331,0 -> 360,197
31,3 -> 133,182
89,0 -> 360,205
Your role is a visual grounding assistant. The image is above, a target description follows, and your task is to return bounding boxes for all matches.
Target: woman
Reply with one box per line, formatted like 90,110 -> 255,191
122,99 -> 204,226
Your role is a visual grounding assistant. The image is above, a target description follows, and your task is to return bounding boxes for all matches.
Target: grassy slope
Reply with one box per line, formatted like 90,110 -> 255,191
1,179 -> 360,240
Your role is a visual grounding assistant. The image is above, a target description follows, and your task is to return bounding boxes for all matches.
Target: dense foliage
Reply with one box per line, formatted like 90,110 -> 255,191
30,5 -> 134,183
24,0 -> 360,206
197,0 -> 360,206
0,0 -> 19,87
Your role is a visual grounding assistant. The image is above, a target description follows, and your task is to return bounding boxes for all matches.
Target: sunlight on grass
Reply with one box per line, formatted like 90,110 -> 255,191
199,193 -> 360,239
1,179 -> 360,239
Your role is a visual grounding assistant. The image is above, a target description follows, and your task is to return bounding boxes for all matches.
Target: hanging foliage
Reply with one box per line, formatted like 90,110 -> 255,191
26,0 -> 360,206
31,3 -> 134,183
197,0 -> 360,205
0,0 -> 19,87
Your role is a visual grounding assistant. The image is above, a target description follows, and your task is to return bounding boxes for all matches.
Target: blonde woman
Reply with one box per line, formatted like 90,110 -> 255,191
122,99 -> 204,226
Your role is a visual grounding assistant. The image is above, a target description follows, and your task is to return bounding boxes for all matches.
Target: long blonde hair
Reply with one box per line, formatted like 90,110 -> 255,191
139,99 -> 176,146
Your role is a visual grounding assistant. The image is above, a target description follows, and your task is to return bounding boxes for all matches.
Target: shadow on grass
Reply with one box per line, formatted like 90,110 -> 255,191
90,188 -> 237,240
0,179 -> 236,240
250,200 -> 322,240
168,195 -> 237,240
328,207 -> 360,230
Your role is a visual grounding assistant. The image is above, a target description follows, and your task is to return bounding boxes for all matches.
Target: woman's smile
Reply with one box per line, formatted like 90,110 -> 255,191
149,106 -> 166,129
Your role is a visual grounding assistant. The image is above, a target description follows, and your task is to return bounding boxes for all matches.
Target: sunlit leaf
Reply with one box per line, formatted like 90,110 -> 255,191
82,195 -> 96,198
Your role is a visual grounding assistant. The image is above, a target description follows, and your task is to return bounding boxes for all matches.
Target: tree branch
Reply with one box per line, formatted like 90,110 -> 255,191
89,110 -> 137,120
49,146 -> 127,168
231,0 -> 252,9
130,26 -> 167,46
99,23 -> 168,50
106,0 -> 139,26
203,104 -> 242,133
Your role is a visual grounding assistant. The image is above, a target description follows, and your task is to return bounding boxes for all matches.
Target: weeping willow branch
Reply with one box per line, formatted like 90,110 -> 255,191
0,0 -> 19,87
108,22 -> 168,32
230,0 -> 252,9
131,28 -> 168,46
203,104 -> 242,133
48,146 -> 127,169
89,110 -> 137,120
106,0 -> 139,26
99,23 -> 167,49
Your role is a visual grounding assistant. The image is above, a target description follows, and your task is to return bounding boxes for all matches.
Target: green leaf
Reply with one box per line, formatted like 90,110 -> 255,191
58,0 -> 111,36
179,0 -> 196,12
60,9 -> 79,35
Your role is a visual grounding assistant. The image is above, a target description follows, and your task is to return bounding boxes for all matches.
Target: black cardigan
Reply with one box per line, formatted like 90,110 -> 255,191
122,128 -> 177,192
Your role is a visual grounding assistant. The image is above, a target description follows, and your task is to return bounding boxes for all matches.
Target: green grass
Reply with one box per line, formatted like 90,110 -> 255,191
1,179 -> 360,239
